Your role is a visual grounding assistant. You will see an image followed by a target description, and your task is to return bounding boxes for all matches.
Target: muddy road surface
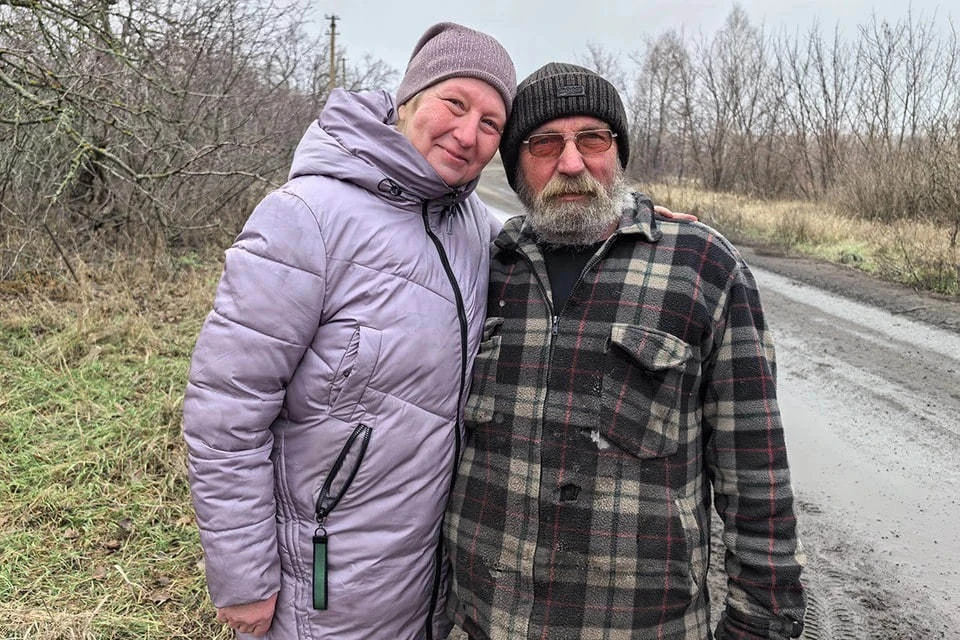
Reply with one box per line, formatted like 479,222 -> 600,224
477,165 -> 960,639
738,249 -> 960,640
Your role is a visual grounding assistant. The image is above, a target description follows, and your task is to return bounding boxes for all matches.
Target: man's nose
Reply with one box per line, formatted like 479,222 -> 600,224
556,139 -> 586,175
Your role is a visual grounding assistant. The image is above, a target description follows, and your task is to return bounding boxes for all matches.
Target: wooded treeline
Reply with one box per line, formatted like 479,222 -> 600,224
605,6 -> 960,240
1,2 -> 958,280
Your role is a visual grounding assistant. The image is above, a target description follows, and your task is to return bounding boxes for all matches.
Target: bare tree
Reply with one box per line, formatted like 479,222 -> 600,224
0,0 -> 395,279
840,11 -> 960,221
610,4 -> 959,227
690,5 -> 780,194
626,30 -> 691,180
774,23 -> 855,197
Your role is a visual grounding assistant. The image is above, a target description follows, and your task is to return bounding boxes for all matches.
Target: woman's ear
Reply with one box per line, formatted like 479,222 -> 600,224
395,102 -> 408,132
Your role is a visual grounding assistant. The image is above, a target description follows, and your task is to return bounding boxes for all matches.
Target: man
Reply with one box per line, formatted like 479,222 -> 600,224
444,63 -> 806,639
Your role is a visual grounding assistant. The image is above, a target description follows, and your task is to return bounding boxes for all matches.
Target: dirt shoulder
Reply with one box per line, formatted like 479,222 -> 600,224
736,241 -> 960,336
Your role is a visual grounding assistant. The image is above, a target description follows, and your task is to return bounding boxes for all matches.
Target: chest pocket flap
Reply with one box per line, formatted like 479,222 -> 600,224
602,323 -> 694,458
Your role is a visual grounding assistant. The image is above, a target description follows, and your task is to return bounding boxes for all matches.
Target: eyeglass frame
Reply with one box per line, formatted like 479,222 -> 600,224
520,129 -> 618,158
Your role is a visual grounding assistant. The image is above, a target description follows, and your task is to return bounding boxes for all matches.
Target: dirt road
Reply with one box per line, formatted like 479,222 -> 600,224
477,164 -> 960,639
734,247 -> 960,640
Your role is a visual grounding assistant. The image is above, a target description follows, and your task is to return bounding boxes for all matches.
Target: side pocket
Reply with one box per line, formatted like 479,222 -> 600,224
314,423 -> 372,523
328,326 -> 382,422
464,317 -> 503,425
675,494 -> 706,599
312,423 -> 372,610
601,323 -> 694,458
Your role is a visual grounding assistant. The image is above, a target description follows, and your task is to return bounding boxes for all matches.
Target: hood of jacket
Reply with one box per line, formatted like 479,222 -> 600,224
289,88 -> 480,212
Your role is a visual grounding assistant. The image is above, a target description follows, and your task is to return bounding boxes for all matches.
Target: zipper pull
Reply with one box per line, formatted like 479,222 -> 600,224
311,423 -> 372,611
313,526 -> 328,610
552,315 -> 559,336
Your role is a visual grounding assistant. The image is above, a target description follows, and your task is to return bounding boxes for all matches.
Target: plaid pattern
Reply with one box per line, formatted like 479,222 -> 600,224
445,196 -> 805,639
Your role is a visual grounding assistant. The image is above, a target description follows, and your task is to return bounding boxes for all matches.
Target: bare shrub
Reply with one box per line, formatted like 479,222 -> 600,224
0,0 -> 396,280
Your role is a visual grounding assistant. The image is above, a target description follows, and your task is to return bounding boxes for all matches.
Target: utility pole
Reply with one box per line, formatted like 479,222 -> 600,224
325,14 -> 339,91
340,56 -> 347,87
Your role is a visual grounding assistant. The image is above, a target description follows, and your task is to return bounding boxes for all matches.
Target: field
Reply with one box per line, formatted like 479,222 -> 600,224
0,261 -> 230,639
650,181 -> 960,297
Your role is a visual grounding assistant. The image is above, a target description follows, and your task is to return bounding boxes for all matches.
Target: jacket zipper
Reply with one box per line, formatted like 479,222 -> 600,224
420,202 -> 468,640
312,423 -> 372,610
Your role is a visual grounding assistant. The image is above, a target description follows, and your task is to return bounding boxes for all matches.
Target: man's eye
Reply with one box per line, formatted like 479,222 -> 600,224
529,136 -> 557,152
446,98 -> 466,111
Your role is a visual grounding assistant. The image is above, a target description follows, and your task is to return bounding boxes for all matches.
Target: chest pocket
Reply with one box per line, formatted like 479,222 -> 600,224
464,317 -> 502,425
328,325 -> 382,423
600,323 -> 694,459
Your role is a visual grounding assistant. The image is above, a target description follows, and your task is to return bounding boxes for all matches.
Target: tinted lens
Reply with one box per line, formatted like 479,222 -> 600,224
526,133 -> 565,157
524,131 -> 614,157
576,130 -> 613,153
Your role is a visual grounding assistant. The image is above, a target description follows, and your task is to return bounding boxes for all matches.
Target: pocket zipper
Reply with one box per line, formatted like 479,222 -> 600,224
312,423 -> 372,610
314,423 -> 372,523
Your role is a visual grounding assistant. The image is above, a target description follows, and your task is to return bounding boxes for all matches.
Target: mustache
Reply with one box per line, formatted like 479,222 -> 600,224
538,174 -> 603,201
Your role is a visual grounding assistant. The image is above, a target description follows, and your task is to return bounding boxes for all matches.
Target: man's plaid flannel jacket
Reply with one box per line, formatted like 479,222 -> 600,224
445,195 -> 805,639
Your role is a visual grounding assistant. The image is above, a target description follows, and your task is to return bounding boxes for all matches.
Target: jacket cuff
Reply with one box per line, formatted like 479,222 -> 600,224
200,519 -> 281,608
716,607 -> 804,639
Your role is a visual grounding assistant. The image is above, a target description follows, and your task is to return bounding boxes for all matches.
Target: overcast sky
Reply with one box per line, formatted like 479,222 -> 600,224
319,1 -> 951,83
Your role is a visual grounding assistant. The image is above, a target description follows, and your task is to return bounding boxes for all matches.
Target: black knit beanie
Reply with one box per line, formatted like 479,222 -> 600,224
500,62 -> 630,192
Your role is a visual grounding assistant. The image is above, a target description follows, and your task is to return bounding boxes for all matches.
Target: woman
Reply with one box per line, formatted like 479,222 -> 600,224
182,22 -> 516,639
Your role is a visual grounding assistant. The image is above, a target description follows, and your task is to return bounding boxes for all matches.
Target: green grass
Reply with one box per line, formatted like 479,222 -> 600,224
0,267 -> 231,639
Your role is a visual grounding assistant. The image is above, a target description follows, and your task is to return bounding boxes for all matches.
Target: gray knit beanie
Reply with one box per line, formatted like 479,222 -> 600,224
500,62 -> 630,192
395,22 -> 516,117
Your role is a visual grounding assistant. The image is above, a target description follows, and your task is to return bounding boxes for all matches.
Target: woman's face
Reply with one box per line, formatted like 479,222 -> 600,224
397,77 -> 507,187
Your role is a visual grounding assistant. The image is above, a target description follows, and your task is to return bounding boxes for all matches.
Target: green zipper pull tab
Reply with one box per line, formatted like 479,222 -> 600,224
313,528 -> 328,610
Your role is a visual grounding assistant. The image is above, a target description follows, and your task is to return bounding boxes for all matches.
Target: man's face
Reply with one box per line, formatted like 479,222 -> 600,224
516,115 -> 626,246
396,77 -> 507,187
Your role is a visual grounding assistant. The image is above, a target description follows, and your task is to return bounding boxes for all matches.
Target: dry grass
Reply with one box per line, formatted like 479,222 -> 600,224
648,182 -> 960,295
0,252 -> 232,640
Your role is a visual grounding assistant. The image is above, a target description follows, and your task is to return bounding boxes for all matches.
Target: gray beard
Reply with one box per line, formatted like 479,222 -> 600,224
517,168 -> 631,248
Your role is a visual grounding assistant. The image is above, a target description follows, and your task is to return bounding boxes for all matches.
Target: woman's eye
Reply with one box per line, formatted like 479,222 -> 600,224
481,119 -> 502,135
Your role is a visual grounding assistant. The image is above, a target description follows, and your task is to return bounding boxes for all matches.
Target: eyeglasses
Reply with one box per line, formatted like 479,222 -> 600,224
521,129 -> 617,158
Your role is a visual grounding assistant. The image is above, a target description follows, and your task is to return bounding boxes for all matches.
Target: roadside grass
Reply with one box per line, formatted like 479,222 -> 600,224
1,185 -> 957,639
650,182 -> 960,296
0,255 -> 231,639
